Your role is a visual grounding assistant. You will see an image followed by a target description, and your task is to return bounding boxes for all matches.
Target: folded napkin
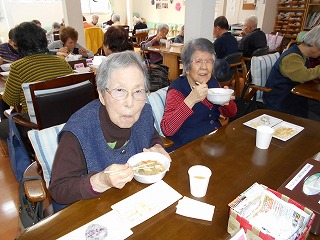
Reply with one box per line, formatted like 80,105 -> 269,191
175,196 -> 215,221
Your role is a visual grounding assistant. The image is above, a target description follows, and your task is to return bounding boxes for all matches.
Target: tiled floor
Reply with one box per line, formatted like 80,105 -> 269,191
0,139 -> 20,239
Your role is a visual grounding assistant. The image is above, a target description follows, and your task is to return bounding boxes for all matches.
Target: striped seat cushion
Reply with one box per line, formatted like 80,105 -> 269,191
250,52 -> 280,102
27,123 -> 65,188
146,86 -> 168,136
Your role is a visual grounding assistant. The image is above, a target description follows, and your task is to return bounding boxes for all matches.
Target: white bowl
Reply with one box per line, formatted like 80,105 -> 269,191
207,88 -> 234,105
0,63 -> 11,72
127,152 -> 170,184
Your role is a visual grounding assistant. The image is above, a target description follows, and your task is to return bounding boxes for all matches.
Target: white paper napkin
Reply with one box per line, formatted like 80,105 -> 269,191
175,196 -> 215,221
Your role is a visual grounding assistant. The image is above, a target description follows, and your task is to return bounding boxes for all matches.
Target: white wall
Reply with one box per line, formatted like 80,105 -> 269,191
132,0 -> 185,27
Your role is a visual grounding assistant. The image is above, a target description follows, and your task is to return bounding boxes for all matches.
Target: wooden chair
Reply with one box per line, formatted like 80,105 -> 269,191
243,52 -> 280,103
285,30 -> 308,50
13,73 -> 97,219
131,31 -> 149,48
6,72 -> 96,130
216,52 -> 247,97
242,46 -> 270,70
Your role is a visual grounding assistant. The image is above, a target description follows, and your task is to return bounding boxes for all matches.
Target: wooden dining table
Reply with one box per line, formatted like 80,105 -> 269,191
147,45 -> 183,82
17,109 -> 320,240
291,79 -> 320,101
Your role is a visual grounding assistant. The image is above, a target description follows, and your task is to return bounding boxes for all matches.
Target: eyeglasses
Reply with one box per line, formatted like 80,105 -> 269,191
191,59 -> 214,66
106,88 -> 149,101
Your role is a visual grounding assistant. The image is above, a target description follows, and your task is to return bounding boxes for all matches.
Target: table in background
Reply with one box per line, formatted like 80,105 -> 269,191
291,79 -> 320,101
17,109 -> 320,240
148,45 -> 183,82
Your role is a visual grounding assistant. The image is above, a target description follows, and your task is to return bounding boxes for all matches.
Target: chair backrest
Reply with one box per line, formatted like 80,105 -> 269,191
22,72 -> 96,129
251,46 -> 270,57
132,31 -> 149,46
250,52 -> 280,102
52,30 -> 60,41
84,27 -> 104,55
146,86 -> 168,137
217,52 -> 243,83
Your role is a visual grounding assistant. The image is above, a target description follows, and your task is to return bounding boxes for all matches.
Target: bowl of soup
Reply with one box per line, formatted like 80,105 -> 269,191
127,152 -> 170,184
207,88 -> 234,105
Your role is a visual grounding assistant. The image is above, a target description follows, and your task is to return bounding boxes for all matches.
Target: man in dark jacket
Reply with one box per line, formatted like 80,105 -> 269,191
238,15 -> 267,57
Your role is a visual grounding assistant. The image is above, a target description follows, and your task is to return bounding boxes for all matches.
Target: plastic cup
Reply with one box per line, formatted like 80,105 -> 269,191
188,165 -> 212,198
256,126 -> 274,149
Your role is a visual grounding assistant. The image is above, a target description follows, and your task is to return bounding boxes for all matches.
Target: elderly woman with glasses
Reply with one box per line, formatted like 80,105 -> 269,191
263,25 -> 320,119
49,51 -> 170,211
160,38 -> 237,152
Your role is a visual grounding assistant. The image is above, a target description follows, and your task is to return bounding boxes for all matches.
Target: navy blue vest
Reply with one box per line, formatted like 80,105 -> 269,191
263,44 -> 309,118
60,99 -> 154,172
166,76 -> 221,152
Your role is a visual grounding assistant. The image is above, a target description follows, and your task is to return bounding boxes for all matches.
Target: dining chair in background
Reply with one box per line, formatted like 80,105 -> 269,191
216,52 -> 247,98
242,46 -> 270,71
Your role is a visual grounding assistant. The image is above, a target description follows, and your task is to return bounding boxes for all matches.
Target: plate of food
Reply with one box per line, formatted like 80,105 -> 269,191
243,114 -> 283,129
272,121 -> 304,141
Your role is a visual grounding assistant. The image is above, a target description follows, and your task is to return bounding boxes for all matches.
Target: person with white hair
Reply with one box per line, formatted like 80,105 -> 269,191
238,15 -> 267,57
132,17 -> 147,36
111,14 -> 121,25
91,14 -> 102,27
141,23 -> 169,64
263,25 -> 320,119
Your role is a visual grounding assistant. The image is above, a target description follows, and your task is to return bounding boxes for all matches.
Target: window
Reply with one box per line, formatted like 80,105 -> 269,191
80,0 -> 112,14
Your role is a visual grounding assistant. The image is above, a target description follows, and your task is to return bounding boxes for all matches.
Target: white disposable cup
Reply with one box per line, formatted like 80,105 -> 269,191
256,126 -> 274,149
165,41 -> 170,49
188,165 -> 212,198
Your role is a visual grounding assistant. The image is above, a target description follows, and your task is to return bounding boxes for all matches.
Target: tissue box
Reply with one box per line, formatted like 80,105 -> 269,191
278,158 -> 320,235
227,184 -> 315,240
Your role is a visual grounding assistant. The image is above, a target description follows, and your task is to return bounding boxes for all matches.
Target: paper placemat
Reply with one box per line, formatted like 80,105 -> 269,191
58,210 -> 132,240
111,180 -> 182,228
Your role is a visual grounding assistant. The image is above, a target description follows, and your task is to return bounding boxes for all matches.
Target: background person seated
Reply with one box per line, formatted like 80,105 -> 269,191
48,26 -> 94,58
83,16 -> 93,29
141,23 -> 169,64
0,22 -> 73,139
0,28 -> 20,65
263,26 -> 320,119
238,15 -> 267,57
132,17 -> 148,36
91,14 -> 102,27
174,25 -> 184,43
49,51 -> 170,211
213,16 -> 238,59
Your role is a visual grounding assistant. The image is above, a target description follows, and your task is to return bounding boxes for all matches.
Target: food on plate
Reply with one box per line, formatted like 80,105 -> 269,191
134,160 -> 165,175
273,127 -> 295,138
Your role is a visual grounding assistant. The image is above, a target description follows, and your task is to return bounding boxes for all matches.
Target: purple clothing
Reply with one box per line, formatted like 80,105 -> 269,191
141,35 -> 164,64
0,43 -> 20,64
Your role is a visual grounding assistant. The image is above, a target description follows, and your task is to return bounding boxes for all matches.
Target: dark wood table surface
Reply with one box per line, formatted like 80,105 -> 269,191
17,109 -> 320,240
291,79 -> 320,101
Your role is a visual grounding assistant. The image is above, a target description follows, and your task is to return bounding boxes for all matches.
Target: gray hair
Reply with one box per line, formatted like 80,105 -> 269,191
96,51 -> 149,96
92,14 -> 99,20
112,14 -> 120,22
133,17 -> 142,25
52,22 -> 60,30
181,38 -> 216,76
157,23 -> 169,32
245,15 -> 258,29
302,25 -> 320,49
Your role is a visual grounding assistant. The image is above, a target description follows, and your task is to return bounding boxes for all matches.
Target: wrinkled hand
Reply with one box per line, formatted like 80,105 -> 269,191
90,163 -> 134,192
185,82 -> 208,108
58,46 -> 69,54
79,47 -> 88,57
56,51 -> 68,58
143,144 -> 172,162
